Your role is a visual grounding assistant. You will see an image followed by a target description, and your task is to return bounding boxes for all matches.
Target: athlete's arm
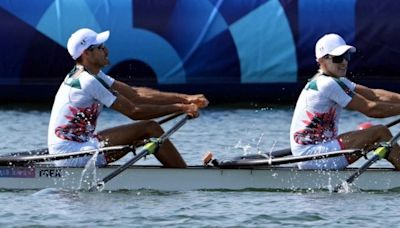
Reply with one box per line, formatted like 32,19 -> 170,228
346,93 -> 400,118
111,80 -> 208,108
355,84 -> 400,103
110,93 -> 199,120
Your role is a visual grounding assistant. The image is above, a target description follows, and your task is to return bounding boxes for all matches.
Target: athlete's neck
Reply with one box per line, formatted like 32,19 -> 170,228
319,70 -> 341,78
77,64 -> 100,75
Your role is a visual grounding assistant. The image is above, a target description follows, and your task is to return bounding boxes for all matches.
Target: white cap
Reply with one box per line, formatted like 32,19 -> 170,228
67,28 -> 110,60
315,34 -> 356,60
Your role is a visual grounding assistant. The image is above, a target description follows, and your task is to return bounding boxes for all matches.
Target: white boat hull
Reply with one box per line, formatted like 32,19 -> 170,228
0,165 -> 399,191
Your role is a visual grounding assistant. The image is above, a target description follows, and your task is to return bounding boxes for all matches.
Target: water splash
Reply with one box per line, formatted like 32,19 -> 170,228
79,149 -> 99,190
95,181 -> 105,192
234,133 -> 269,156
234,140 -> 252,155
268,141 -> 278,164
255,133 -> 264,154
268,141 -> 277,156
335,181 -> 351,193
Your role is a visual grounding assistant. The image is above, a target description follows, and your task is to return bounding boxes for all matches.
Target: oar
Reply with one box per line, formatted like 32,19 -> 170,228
386,118 -> 400,128
232,148 -> 292,160
0,112 -> 184,159
89,114 -> 191,191
212,149 -> 362,168
333,130 -> 400,192
156,112 -> 184,125
0,145 -> 134,166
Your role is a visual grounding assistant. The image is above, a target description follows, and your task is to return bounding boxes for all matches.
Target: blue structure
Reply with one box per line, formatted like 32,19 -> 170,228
0,0 -> 399,102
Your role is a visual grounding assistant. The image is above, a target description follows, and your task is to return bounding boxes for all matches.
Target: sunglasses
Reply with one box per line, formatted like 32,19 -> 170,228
326,52 -> 351,63
88,43 -> 105,51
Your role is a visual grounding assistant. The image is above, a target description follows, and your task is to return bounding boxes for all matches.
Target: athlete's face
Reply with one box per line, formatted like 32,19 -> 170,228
86,43 -> 110,67
318,51 -> 351,77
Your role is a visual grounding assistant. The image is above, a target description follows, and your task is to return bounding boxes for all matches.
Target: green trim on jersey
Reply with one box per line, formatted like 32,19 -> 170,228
93,75 -> 110,89
63,66 -> 111,90
64,66 -> 81,89
305,80 -> 318,91
333,78 -> 355,97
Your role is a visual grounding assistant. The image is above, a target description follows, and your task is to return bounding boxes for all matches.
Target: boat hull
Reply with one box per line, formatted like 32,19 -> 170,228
0,165 -> 399,191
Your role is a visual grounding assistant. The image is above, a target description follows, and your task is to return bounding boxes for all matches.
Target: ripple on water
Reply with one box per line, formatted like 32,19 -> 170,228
1,106 -> 400,227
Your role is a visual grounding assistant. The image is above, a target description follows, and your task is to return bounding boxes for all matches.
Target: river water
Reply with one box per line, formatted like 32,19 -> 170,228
1,103 -> 400,227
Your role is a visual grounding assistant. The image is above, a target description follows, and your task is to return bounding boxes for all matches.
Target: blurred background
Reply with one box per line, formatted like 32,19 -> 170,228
1,0 -> 399,104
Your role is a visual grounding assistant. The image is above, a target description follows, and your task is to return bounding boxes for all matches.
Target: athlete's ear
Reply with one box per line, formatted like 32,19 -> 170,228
82,49 -> 90,57
317,56 -> 327,68
79,49 -> 92,63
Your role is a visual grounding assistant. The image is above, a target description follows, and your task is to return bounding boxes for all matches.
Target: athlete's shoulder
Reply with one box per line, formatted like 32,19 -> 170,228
317,75 -> 354,97
304,73 -> 333,91
63,66 -> 90,89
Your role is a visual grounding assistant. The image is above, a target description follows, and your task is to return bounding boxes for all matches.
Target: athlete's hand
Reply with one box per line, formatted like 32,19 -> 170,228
186,94 -> 209,108
181,103 -> 199,118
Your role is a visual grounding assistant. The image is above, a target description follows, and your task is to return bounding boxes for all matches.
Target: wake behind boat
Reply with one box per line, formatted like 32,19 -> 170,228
0,164 -> 399,191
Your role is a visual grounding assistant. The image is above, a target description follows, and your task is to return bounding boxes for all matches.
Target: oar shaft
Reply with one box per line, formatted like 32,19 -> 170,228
334,130 -> 400,192
216,149 -> 360,168
159,115 -> 189,142
389,131 -> 400,145
232,148 -> 292,160
270,149 -> 362,166
158,112 -> 184,125
336,155 -> 379,188
94,115 -> 190,188
101,149 -> 148,183
0,145 -> 133,166
100,115 -> 187,183
386,117 -> 400,128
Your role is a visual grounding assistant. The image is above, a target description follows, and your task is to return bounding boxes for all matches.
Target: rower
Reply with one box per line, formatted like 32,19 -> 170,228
47,28 -> 209,167
289,33 -> 400,170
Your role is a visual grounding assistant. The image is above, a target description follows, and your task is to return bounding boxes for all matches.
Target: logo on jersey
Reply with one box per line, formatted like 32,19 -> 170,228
55,104 -> 100,142
294,107 -> 337,145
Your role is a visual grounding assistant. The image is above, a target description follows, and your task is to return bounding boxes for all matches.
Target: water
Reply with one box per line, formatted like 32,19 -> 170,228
1,103 -> 400,227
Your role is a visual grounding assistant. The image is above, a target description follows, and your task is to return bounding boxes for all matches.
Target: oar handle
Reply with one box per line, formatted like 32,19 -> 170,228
158,112 -> 184,125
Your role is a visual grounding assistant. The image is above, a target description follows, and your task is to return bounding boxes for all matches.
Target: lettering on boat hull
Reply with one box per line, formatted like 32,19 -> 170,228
0,167 -> 35,178
39,169 -> 62,178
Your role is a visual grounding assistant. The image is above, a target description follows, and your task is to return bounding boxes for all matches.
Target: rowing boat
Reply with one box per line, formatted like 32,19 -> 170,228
0,164 -> 398,191
0,142 -> 396,192
1,116 -> 399,192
